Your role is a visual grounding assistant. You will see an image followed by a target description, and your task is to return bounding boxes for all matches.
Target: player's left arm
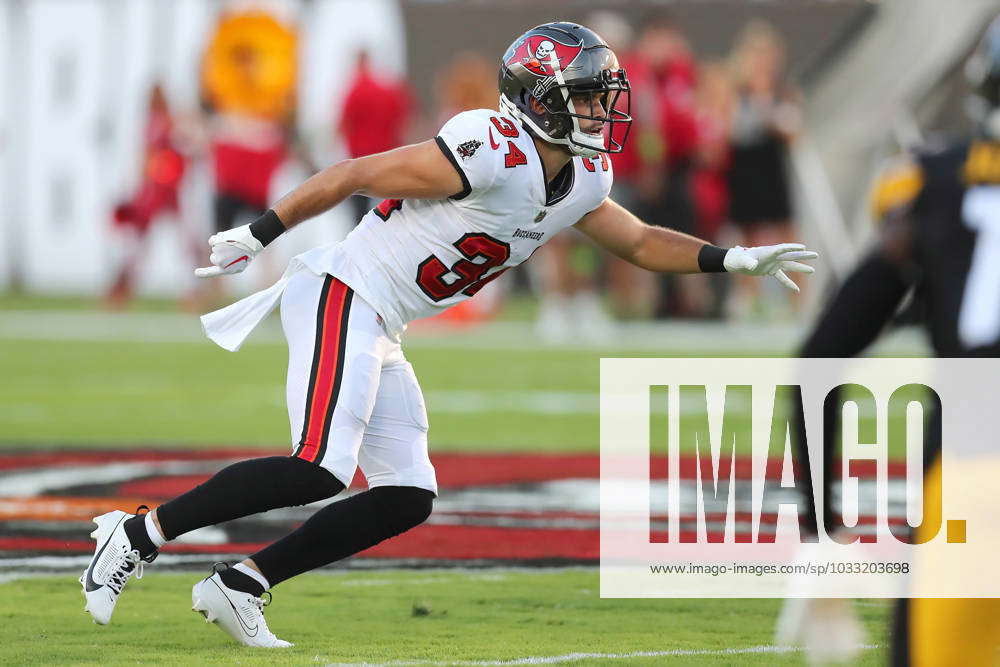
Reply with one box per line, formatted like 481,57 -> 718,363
575,197 -> 817,289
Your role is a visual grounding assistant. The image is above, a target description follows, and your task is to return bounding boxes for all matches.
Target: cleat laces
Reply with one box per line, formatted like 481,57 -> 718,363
254,591 -> 273,612
106,550 -> 143,596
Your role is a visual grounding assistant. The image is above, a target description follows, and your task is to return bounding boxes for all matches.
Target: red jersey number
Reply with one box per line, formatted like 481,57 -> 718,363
374,198 -> 403,220
490,116 -> 519,138
416,233 -> 511,302
504,141 -> 528,168
489,116 -> 527,168
582,154 -> 609,172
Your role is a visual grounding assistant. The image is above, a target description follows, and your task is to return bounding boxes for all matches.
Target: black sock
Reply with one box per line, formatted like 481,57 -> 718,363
218,565 -> 265,597
123,513 -> 157,560
155,456 -> 344,540
253,486 -> 434,587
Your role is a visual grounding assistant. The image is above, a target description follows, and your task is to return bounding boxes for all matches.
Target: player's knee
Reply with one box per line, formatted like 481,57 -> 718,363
370,486 -> 434,536
217,456 -> 344,507
279,456 -> 345,504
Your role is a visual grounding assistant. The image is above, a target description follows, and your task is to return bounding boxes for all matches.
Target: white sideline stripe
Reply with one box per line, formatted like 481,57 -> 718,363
0,553 -> 249,570
0,309 -> 931,354
0,459 -> 238,496
0,560 -> 597,578
322,645 -> 880,666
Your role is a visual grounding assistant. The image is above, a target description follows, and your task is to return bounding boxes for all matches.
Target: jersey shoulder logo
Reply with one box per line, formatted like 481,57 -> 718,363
457,139 -> 483,160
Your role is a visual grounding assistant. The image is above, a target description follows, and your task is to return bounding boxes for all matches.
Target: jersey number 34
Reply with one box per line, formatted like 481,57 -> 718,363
417,233 -> 510,301
375,199 -> 511,302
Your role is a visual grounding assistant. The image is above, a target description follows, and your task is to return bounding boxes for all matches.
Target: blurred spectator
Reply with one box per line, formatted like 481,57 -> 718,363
685,61 -> 737,318
587,11 -> 656,322
423,51 -> 503,328
615,12 -> 701,319
196,8 -> 307,305
105,84 -> 189,308
337,50 -> 415,223
726,19 -> 803,318
435,50 -> 497,120
692,61 -> 734,246
201,9 -> 299,232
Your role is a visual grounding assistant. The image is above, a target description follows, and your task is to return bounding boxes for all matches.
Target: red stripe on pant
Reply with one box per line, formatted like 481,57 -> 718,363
295,276 -> 352,464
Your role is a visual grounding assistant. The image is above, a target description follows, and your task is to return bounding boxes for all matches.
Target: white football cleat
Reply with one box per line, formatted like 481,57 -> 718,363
79,509 -> 155,625
191,569 -> 292,648
775,597 -> 864,664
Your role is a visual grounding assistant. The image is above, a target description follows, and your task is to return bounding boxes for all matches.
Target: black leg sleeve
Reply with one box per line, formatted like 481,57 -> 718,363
793,250 -> 913,537
251,486 -> 434,587
155,456 -> 344,540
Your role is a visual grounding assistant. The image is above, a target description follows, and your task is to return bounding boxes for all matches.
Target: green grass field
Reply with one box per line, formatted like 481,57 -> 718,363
1,296 -> 901,665
0,571 -> 890,666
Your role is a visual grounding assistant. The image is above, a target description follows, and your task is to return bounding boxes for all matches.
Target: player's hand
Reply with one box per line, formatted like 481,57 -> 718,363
194,224 -> 264,278
723,243 -> 818,291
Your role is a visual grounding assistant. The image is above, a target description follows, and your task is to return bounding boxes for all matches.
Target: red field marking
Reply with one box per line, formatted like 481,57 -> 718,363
359,525 -> 598,560
0,448 -> 908,480
0,448 -> 912,562
0,496 -> 156,521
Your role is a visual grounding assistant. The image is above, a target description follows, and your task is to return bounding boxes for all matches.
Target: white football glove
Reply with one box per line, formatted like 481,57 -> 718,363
194,224 -> 264,278
723,243 -> 818,291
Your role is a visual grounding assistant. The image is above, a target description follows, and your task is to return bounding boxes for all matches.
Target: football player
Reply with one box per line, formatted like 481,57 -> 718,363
780,18 -> 1000,666
81,22 -> 817,647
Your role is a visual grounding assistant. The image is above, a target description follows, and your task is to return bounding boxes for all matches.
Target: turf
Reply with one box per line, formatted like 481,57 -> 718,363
0,302 -> 903,666
0,337 -> 908,455
0,337 -> 656,451
0,570 -> 890,666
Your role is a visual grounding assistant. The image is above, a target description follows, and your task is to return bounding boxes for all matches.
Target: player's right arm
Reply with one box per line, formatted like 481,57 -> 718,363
195,139 -> 465,277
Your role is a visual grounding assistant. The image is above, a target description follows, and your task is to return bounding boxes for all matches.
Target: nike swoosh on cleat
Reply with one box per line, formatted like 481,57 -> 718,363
83,514 -> 126,592
209,578 -> 259,637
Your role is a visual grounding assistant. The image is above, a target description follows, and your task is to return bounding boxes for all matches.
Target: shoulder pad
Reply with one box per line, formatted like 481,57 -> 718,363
871,154 -> 924,220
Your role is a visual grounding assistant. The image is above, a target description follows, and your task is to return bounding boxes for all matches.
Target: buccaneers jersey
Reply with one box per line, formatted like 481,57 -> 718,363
296,109 -> 614,337
871,138 -> 1000,355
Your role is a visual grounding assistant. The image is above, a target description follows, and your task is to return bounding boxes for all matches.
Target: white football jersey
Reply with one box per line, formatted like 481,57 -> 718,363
296,108 -> 614,337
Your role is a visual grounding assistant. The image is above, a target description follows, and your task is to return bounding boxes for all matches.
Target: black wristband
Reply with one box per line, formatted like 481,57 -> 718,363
697,244 -> 728,273
248,209 -> 286,248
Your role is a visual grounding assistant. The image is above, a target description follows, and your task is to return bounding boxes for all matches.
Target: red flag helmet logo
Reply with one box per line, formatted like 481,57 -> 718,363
506,34 -> 583,77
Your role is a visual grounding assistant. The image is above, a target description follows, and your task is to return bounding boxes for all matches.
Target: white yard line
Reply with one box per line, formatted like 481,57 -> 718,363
425,390 -> 596,415
321,644 -> 881,666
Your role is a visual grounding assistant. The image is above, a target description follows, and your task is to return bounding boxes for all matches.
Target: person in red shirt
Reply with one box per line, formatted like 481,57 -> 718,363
200,11 -> 300,239
106,84 -> 187,307
613,14 -> 701,318
337,51 -> 415,223
690,63 -> 734,245
687,61 -> 737,318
